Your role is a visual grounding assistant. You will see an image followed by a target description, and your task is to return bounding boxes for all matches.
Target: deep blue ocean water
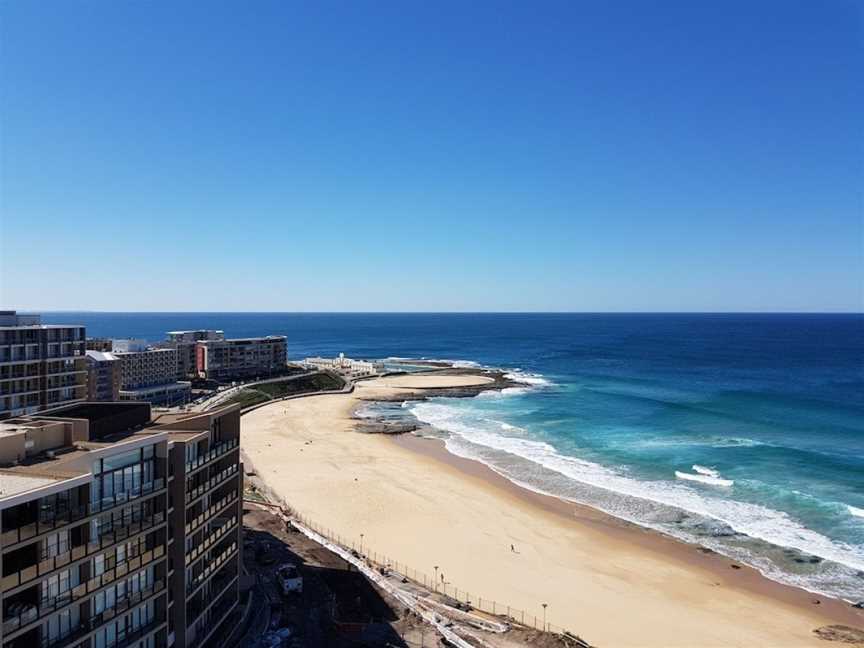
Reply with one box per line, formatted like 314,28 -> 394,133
43,312 -> 864,600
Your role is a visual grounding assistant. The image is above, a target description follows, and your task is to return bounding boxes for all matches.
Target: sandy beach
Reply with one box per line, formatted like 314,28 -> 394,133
241,375 -> 864,647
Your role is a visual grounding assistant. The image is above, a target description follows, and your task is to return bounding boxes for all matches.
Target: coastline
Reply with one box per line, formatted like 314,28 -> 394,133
241,374 -> 864,647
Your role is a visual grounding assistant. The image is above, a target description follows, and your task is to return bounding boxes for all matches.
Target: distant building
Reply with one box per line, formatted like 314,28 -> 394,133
0,311 -> 87,419
111,339 -> 149,353
85,350 -> 122,401
163,331 -> 225,379
304,353 -> 383,377
0,401 -> 243,648
166,330 -> 225,344
195,336 -> 287,382
113,348 -> 191,406
85,337 -> 114,352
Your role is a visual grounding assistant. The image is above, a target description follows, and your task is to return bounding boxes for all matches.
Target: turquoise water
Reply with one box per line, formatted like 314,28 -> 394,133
44,312 -> 864,600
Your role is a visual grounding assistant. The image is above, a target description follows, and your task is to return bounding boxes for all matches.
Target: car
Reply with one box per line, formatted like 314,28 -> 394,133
276,563 -> 302,594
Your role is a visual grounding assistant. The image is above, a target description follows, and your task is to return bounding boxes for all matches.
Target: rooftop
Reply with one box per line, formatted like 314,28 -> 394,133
86,350 -> 119,362
0,471 -> 67,498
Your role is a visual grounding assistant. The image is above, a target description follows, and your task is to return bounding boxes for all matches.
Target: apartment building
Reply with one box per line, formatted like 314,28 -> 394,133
150,408 -> 242,648
161,333 -> 223,381
84,341 -> 113,354
112,350 -> 190,407
84,353 -> 121,403
0,312 -> 87,420
195,337 -> 286,383
0,401 -> 243,648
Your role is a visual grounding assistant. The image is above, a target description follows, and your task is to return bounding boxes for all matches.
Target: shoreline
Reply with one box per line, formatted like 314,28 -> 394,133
389,432 -> 863,628
241,373 -> 864,646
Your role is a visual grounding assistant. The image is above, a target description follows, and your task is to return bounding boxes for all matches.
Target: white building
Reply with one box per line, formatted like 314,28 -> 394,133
303,353 -> 383,377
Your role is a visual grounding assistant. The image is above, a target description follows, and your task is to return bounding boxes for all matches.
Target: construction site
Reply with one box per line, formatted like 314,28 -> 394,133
225,493 -> 592,648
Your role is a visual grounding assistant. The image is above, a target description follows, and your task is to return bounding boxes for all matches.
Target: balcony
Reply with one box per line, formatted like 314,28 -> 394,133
1,482 -> 166,549
185,437 -> 239,474
185,516 -> 237,566
87,579 -> 165,629
186,542 -> 238,595
1,544 -> 87,592
184,464 -> 238,505
184,493 -> 238,536
2,515 -> 166,593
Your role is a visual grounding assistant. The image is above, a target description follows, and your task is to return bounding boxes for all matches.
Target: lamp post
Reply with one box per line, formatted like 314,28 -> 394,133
542,603 -> 548,632
434,565 -> 439,593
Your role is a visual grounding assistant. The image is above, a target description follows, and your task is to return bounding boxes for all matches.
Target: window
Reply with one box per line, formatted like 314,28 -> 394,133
42,531 -> 70,560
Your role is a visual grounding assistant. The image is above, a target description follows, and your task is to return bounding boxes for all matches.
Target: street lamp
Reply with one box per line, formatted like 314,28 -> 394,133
434,565 -> 439,592
542,603 -> 548,632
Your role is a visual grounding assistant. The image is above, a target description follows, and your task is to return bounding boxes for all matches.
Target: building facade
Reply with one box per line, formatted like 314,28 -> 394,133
303,353 -> 383,377
195,337 -> 286,382
84,352 -> 121,403
0,402 -> 242,648
0,312 -> 87,420
84,340 -> 113,353
113,351 -> 190,407
161,333 -> 224,381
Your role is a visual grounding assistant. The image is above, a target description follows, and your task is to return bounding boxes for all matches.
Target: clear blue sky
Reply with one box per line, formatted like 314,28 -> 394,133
1,1 -> 861,312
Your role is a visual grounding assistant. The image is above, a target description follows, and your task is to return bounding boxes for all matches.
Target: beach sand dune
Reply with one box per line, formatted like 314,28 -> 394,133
242,378 -> 864,647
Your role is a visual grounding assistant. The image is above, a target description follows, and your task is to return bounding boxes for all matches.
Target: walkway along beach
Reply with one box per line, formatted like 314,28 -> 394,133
240,374 -> 864,647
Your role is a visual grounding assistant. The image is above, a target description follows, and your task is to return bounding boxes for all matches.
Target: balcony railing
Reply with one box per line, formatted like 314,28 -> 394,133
185,516 -> 237,566
184,464 -> 238,504
1,481 -> 166,548
185,493 -> 238,536
185,438 -> 239,473
2,514 -> 166,593
186,542 -> 237,595
36,603 -> 164,648
87,579 -> 165,629
0,546 -> 167,635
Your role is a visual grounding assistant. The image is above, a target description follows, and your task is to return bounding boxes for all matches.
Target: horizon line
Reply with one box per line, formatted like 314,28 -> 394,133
15,309 -> 864,316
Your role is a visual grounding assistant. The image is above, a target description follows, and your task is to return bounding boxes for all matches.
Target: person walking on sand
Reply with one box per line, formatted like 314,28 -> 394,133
511,544 -> 516,553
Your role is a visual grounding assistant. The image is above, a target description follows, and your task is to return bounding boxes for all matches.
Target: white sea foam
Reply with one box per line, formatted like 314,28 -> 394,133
675,471 -> 734,487
408,400 -> 864,584
505,371 -> 552,386
849,505 -> 864,519
692,464 -> 720,478
710,437 -> 766,448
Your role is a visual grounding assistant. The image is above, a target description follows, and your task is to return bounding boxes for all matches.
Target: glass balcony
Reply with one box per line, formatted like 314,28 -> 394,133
185,438 -> 238,473
184,464 -> 238,505
185,516 -> 237,566
184,493 -> 238,536
1,547 -> 166,636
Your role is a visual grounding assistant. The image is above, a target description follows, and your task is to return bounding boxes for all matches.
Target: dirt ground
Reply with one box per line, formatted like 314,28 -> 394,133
240,497 -> 588,648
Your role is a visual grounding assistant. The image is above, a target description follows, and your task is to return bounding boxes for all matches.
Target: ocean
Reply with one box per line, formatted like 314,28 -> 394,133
43,312 -> 864,601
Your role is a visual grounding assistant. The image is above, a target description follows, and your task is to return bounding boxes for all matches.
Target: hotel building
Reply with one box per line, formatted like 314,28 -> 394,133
0,312 -> 87,420
0,401 -> 242,648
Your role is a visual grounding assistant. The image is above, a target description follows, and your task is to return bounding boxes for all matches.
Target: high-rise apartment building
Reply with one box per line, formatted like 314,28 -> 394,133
0,401 -> 242,648
0,312 -> 87,420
